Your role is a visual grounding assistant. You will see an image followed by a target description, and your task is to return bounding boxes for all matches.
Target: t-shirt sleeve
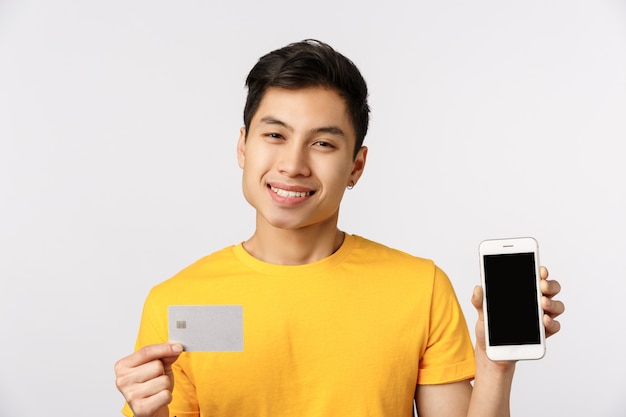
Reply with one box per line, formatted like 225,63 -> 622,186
417,266 -> 475,385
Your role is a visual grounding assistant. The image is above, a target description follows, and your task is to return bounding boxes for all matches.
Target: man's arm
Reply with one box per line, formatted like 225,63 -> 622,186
415,359 -> 515,417
415,266 -> 564,417
415,380 -> 473,417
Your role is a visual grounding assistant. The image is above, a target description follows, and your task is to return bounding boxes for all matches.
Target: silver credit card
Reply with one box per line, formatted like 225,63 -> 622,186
168,305 -> 243,352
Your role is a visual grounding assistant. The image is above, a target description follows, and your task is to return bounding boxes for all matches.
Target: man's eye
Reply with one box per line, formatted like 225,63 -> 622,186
265,133 -> 284,140
314,141 -> 334,148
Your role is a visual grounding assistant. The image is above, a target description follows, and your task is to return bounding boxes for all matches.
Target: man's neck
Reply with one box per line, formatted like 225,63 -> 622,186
243,217 -> 345,266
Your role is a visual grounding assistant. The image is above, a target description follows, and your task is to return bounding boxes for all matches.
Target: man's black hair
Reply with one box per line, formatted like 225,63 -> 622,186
243,39 -> 370,157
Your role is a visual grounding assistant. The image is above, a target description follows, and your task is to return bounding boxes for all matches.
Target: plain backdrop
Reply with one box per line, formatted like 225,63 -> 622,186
1,1 -> 625,416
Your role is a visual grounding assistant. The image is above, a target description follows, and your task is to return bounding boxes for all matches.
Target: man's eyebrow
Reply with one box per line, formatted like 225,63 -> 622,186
259,116 -> 292,131
314,126 -> 345,137
258,116 -> 346,138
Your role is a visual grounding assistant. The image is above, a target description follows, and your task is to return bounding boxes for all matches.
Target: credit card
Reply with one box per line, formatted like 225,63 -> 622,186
168,305 -> 243,352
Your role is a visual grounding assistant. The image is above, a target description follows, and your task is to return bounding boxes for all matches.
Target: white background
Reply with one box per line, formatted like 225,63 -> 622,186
1,1 -> 624,416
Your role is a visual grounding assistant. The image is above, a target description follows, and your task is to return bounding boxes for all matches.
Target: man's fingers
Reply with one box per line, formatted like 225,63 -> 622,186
544,314 -> 562,338
540,278 -> 562,299
539,266 -> 561,299
537,265 -> 564,338
115,356 -> 167,388
126,388 -> 173,417
542,296 -> 565,318
115,343 -> 183,389
114,344 -> 183,417
114,343 -> 183,398
118,343 -> 183,369
123,374 -> 172,403
162,346 -> 183,368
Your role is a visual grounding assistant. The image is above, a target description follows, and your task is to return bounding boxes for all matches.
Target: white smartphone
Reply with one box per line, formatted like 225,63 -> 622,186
478,237 -> 546,361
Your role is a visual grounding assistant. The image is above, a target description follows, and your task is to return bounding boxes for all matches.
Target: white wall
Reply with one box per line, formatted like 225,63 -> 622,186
1,1 -> 624,415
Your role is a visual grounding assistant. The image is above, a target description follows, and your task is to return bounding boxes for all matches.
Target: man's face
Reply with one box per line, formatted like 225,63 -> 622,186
237,86 -> 367,232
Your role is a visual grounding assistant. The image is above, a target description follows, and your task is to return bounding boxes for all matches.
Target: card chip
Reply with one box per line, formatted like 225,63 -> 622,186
176,320 -> 187,329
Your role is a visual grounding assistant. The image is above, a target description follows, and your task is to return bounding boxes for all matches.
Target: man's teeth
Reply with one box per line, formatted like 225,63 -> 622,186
271,186 -> 311,198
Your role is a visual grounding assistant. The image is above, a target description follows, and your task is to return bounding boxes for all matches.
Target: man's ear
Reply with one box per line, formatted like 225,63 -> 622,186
350,146 -> 368,183
237,127 -> 246,169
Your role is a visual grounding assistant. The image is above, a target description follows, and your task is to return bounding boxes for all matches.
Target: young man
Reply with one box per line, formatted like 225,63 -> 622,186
115,39 -> 564,417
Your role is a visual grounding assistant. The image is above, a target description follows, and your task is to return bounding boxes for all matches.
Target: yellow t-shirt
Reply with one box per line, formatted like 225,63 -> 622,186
122,234 -> 475,417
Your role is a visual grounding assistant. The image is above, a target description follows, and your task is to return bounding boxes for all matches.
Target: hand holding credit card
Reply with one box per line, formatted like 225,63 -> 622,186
168,305 -> 244,352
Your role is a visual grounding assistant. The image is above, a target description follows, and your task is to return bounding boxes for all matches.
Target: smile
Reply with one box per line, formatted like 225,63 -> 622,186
270,186 -> 313,198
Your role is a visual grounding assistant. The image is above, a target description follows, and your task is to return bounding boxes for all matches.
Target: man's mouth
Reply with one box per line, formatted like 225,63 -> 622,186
269,185 -> 314,198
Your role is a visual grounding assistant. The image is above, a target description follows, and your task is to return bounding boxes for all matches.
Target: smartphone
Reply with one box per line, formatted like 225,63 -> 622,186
478,237 -> 546,361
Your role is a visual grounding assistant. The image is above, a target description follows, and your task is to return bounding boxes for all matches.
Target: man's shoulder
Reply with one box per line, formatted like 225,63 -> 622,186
151,244 -> 240,290
351,234 -> 433,262
350,234 -> 437,271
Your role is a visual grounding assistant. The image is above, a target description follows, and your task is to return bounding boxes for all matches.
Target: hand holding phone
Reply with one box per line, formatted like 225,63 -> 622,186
479,237 -> 546,361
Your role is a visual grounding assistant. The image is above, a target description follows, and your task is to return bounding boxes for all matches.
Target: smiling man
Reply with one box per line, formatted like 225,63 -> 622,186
114,39 -> 564,417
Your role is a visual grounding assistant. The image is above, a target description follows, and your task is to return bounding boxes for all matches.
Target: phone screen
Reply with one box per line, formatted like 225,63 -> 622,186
483,252 -> 541,346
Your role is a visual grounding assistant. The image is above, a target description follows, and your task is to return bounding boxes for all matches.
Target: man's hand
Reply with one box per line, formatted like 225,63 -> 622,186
114,343 -> 183,417
471,265 -> 565,353
461,267 -> 565,416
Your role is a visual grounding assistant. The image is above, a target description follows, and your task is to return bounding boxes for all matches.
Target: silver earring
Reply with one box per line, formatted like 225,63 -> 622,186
347,180 -> 355,190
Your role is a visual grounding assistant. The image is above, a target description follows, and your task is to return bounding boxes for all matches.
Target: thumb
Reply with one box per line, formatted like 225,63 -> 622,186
471,285 -> 484,320
472,286 -> 488,352
161,343 -> 183,389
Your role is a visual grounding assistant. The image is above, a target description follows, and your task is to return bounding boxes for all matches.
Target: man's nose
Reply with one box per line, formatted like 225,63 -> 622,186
277,143 -> 311,177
